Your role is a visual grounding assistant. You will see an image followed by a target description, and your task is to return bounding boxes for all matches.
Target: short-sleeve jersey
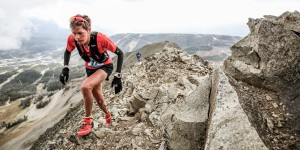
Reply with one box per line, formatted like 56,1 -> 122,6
66,32 -> 117,69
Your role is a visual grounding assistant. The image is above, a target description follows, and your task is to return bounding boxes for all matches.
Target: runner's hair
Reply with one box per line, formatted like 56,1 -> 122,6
70,14 -> 91,30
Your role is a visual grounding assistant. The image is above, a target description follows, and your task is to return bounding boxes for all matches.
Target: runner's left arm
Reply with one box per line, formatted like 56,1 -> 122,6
99,33 -> 123,73
114,47 -> 123,73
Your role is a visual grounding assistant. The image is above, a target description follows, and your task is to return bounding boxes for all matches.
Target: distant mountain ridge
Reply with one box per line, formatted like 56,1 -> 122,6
110,33 -> 241,62
110,33 -> 240,52
0,31 -> 240,64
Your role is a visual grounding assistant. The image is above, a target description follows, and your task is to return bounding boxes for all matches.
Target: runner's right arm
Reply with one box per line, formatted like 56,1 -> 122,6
64,35 -> 76,67
64,49 -> 71,67
60,49 -> 71,85
59,35 -> 75,85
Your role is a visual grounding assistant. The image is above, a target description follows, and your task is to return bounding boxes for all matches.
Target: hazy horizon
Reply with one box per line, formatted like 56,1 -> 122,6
0,0 -> 299,50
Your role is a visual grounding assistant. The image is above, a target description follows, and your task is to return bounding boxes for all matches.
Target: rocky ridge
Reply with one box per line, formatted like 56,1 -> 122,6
224,11 -> 300,149
29,40 -> 269,150
31,41 -> 213,150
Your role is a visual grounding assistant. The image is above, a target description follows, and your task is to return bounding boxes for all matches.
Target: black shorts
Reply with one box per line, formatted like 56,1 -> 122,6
85,63 -> 113,79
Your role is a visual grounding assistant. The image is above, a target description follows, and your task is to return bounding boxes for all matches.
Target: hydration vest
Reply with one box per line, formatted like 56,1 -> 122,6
75,32 -> 109,63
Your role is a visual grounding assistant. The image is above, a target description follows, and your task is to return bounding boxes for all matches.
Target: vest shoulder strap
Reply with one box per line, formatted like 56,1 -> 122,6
89,32 -> 109,63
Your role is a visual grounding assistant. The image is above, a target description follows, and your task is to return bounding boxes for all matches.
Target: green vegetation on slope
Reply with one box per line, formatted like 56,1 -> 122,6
0,70 -> 18,84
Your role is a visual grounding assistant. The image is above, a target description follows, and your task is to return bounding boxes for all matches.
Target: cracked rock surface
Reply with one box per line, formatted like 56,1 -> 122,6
224,11 -> 300,149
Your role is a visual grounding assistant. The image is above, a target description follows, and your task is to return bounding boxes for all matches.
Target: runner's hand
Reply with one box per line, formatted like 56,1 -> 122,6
111,73 -> 122,94
60,67 -> 69,85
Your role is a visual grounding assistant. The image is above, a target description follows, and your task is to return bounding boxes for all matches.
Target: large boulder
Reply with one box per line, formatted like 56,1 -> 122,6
224,11 -> 300,149
160,75 -> 211,150
224,11 -> 300,92
205,66 -> 267,150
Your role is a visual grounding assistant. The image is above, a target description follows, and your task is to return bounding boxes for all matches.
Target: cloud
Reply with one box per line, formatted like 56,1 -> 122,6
0,0 -> 299,50
0,0 -> 90,50
0,0 -> 49,50
0,8 -> 33,50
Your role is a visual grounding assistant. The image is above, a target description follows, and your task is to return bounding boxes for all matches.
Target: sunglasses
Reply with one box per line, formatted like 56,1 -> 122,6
69,16 -> 89,26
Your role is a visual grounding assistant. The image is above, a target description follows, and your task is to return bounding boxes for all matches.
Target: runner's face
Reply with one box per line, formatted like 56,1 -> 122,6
71,26 -> 90,44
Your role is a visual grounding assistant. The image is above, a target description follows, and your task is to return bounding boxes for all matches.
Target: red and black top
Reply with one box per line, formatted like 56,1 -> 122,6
66,32 -> 117,69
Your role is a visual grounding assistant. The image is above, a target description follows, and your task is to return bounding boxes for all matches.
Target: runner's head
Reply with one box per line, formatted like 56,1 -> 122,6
69,14 -> 91,44
70,14 -> 91,31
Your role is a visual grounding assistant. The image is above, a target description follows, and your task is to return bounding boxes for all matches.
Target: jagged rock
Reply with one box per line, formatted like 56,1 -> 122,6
178,76 -> 197,95
224,11 -> 300,149
163,83 -> 179,101
205,66 -> 267,149
160,75 -> 211,150
131,93 -> 147,113
179,53 -> 191,64
224,11 -> 300,92
264,11 -> 300,33
148,88 -> 159,101
143,102 -> 154,114
187,75 -> 200,85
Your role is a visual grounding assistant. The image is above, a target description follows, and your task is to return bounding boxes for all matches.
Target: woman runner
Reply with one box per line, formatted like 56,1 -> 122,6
59,14 -> 123,136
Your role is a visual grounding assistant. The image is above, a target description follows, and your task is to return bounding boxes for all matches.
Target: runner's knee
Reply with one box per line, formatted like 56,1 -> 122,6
81,83 -> 92,93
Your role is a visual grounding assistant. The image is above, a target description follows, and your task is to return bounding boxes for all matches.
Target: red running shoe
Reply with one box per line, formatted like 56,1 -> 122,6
77,117 -> 93,136
105,113 -> 112,126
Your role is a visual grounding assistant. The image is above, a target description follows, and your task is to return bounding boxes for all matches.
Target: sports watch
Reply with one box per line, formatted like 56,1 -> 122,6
114,73 -> 121,78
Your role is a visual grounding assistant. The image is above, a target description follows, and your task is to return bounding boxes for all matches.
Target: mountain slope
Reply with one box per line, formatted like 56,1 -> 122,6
1,40 -> 269,150
1,77 -> 84,150
30,41 -> 213,150
29,40 -> 267,150
110,33 -> 241,62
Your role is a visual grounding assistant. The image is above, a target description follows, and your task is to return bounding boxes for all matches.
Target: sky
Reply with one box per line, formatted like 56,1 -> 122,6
0,0 -> 299,50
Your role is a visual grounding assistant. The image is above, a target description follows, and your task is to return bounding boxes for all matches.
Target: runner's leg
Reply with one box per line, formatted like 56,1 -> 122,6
81,69 -> 107,117
92,82 -> 109,114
